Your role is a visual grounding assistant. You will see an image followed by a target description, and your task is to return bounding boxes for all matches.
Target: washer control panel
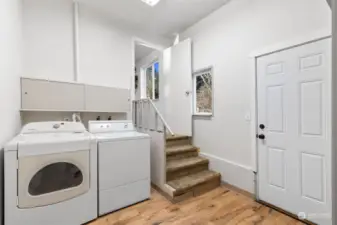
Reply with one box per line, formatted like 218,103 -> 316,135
89,120 -> 135,133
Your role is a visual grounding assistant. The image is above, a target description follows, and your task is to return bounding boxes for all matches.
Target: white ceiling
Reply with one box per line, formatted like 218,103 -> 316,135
135,44 -> 155,62
78,0 -> 229,39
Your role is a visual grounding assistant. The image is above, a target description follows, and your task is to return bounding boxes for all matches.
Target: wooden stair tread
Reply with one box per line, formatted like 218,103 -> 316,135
166,135 -> 190,141
166,145 -> 197,156
166,156 -> 208,172
164,134 -> 221,202
167,170 -> 221,195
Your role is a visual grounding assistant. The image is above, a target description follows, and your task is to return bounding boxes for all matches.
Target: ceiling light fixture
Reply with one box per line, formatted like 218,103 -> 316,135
141,0 -> 161,7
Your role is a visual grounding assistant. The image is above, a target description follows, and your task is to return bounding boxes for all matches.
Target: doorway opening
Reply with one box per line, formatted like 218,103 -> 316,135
133,41 -> 161,101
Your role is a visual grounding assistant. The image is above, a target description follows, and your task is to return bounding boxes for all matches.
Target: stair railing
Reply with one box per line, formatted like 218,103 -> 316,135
132,99 -> 174,136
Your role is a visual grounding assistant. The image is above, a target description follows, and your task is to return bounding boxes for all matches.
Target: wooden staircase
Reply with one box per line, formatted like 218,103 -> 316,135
132,99 -> 221,203
165,135 -> 221,202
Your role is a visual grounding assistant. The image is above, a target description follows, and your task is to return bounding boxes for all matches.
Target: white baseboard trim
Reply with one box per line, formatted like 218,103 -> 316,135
200,152 -> 255,194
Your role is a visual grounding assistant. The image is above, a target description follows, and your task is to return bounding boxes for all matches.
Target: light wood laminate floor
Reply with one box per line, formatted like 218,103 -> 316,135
88,186 -> 305,225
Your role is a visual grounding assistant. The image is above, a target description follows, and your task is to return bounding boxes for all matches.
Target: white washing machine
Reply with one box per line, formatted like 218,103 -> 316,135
89,120 -> 150,216
5,122 -> 97,225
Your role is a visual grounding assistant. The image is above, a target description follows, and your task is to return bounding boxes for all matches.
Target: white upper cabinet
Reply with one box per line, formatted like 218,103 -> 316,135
21,78 -> 130,112
21,78 -> 85,111
85,85 -> 130,112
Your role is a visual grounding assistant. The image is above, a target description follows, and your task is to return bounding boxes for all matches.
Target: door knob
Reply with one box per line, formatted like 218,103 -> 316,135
185,91 -> 191,96
256,134 -> 265,140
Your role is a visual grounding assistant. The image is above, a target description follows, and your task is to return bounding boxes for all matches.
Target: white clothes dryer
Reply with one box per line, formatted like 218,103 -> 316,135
89,120 -> 150,216
5,122 -> 97,225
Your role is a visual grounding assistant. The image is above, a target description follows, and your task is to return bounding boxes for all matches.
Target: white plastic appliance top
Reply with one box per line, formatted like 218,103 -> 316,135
21,121 -> 87,134
5,122 -> 92,155
88,120 -> 149,141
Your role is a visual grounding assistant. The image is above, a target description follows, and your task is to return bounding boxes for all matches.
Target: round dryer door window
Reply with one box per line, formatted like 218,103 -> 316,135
18,150 -> 90,209
28,162 -> 83,196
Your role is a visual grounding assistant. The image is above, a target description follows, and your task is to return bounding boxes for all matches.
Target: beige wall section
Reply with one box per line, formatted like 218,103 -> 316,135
180,0 -> 331,192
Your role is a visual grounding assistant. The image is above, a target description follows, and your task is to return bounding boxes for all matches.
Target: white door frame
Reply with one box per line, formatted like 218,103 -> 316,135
248,3 -> 337,222
131,37 -> 166,103
332,1 -> 337,224
249,29 -> 332,193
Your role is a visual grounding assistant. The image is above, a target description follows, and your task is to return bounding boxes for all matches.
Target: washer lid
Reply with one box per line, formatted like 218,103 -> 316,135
16,132 -> 92,157
21,121 -> 87,134
94,131 -> 150,142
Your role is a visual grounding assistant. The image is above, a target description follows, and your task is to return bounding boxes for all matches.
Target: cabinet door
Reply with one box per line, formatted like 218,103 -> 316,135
85,85 -> 130,112
21,78 -> 85,111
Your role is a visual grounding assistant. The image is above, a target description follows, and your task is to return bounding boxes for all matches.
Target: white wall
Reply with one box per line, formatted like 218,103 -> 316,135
181,0 -> 331,192
22,0 -> 169,90
0,0 -> 22,153
78,6 -> 132,88
23,0 -> 74,82
0,0 -> 22,223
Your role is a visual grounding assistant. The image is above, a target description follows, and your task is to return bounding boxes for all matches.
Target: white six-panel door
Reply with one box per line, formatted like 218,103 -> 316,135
257,38 -> 331,225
